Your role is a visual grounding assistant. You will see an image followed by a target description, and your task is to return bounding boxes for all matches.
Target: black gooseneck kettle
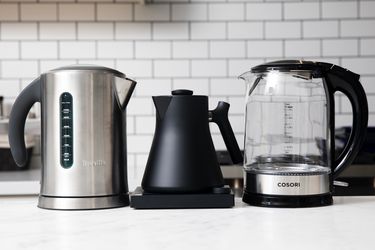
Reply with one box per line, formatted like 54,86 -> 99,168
141,89 -> 243,193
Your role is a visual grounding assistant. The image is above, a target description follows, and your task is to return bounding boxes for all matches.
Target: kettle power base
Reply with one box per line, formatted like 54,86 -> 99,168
130,186 -> 234,209
38,194 -> 129,210
242,192 -> 333,208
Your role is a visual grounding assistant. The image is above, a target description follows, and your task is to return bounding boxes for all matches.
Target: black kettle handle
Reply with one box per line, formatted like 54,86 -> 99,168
210,101 -> 243,164
319,63 -> 368,179
9,78 -> 41,167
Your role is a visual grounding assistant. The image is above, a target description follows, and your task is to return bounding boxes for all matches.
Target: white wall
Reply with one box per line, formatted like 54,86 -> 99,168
0,0 -> 374,189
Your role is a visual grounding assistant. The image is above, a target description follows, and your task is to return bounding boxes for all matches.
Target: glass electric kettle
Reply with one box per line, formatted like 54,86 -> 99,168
239,60 -> 368,207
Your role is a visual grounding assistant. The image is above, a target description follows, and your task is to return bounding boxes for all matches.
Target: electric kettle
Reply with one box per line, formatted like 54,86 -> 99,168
8,65 -> 136,210
240,60 -> 368,207
130,90 -> 243,209
141,89 -> 243,193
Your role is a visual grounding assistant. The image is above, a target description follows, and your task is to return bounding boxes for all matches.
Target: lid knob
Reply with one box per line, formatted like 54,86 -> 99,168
171,89 -> 193,96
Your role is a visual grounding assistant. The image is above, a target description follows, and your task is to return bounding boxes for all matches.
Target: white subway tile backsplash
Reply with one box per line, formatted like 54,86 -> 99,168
284,2 -> 320,20
247,40 -> 283,58
360,39 -> 375,56
39,23 -> 76,40
265,21 -> 301,39
285,40 -> 320,57
361,76 -> 375,94
97,3 -> 133,21
154,60 -> 189,77
78,60 -> 115,68
323,39 -> 358,57
191,22 -> 226,40
360,1 -> 375,18
59,4 -> 95,21
173,78 -> 209,95
21,3 -> 57,21
209,3 -> 244,21
0,80 -> 20,97
0,4 -> 18,21
40,60 -> 76,73
210,41 -> 245,58
227,22 -> 263,39
191,60 -> 226,77
303,21 -> 339,38
127,135 -> 153,153
228,115 -> 244,133
135,116 -> 156,134
172,4 -> 207,21
135,41 -> 171,59
127,97 -> 153,115
98,41 -> 133,59
117,60 -> 152,78
228,59 -> 264,77
1,61 -> 38,78
341,20 -> 375,37
342,58 -> 375,75
1,23 -> 37,40
60,41 -> 96,59
78,23 -> 114,40
21,41 -> 58,59
135,78 -> 172,96
127,116 -> 135,134
134,4 -> 170,21
116,23 -> 151,40
172,41 -> 208,59
322,1 -> 357,19
210,78 -> 245,96
246,3 -> 282,20
153,23 -> 189,40
0,42 -> 19,59
228,96 -> 245,115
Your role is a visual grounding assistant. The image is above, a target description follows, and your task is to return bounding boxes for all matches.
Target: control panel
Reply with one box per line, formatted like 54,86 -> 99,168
60,92 -> 73,168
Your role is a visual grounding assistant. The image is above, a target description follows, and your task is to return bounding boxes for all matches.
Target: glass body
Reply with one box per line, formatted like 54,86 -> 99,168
242,70 -> 331,176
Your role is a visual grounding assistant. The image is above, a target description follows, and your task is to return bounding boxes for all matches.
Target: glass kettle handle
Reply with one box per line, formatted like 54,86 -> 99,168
209,101 -> 243,164
319,62 -> 369,179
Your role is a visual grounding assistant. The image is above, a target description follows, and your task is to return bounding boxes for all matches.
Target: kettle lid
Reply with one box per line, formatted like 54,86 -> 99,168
48,64 -> 125,78
251,60 -> 322,73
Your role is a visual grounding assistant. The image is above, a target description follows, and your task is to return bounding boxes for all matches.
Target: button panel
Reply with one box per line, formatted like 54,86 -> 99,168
60,92 -> 73,168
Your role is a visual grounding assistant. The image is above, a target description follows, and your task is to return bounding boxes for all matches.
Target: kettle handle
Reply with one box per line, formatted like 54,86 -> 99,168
9,78 -> 41,167
319,63 -> 368,179
210,101 -> 243,164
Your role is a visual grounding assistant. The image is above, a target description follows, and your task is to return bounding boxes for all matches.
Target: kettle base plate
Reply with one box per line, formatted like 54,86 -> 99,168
242,191 -> 333,208
129,186 -> 234,209
38,194 -> 129,210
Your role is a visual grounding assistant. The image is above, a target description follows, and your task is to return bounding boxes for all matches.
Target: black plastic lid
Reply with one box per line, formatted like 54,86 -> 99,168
251,60 -> 323,73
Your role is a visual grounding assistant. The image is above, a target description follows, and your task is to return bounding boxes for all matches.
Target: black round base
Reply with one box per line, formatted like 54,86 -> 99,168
242,191 -> 333,208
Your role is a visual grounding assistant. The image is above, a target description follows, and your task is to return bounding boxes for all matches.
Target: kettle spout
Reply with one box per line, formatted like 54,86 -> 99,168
238,71 -> 252,81
115,77 -> 136,110
152,96 -> 172,120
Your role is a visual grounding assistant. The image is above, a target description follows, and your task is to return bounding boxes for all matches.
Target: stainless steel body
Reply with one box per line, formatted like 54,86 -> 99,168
245,172 -> 330,196
8,65 -> 136,210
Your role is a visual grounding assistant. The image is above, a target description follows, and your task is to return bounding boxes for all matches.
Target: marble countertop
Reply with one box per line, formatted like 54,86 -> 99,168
1,196 -> 375,250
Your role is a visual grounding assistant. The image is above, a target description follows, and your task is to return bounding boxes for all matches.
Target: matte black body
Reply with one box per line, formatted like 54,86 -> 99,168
141,90 -> 243,193
243,60 -> 369,207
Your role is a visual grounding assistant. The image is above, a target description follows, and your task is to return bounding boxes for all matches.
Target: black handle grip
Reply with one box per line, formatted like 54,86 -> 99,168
210,101 -> 243,164
319,63 -> 369,179
9,78 -> 41,167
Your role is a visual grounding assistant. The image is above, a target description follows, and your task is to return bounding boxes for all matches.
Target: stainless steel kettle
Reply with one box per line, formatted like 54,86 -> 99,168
8,65 -> 136,210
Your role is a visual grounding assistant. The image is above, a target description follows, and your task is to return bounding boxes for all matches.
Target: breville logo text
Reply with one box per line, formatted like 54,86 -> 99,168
277,182 -> 301,188
82,160 -> 106,167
